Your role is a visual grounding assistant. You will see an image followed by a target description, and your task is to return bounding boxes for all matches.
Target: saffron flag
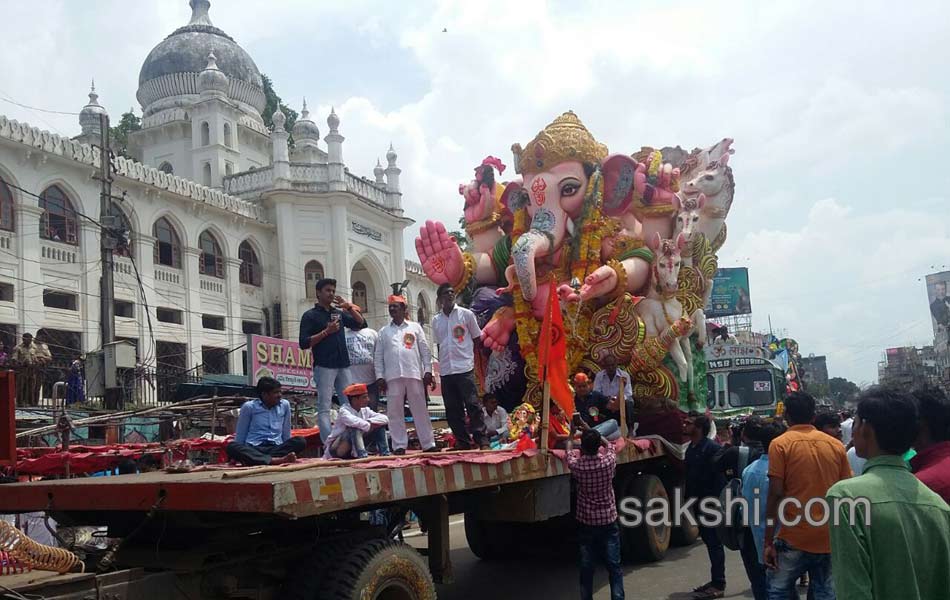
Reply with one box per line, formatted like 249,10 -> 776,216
537,279 -> 574,416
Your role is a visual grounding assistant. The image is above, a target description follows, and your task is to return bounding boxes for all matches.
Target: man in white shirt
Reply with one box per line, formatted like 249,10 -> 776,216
324,383 -> 389,459
482,393 -> 509,443
840,411 -> 854,447
375,295 -> 437,455
431,283 -> 488,450
593,355 -> 634,429
346,327 -> 380,408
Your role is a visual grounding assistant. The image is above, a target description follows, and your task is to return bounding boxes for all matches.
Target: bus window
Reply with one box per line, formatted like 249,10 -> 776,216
706,374 -> 715,409
727,370 -> 775,407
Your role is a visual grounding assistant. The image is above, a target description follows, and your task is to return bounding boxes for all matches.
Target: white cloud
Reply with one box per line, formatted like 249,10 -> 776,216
2,0 -> 949,384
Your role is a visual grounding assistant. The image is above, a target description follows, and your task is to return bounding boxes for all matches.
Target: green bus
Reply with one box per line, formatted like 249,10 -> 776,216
705,350 -> 785,418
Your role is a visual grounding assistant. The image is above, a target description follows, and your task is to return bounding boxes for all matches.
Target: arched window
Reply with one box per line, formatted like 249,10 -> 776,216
352,281 -> 367,313
108,202 -> 134,257
200,122 -> 210,146
202,162 -> 212,186
416,292 -> 429,325
304,260 -> 325,300
223,123 -> 232,147
238,241 -> 261,286
158,162 -> 174,174
0,178 -> 13,232
198,230 -> 224,278
152,217 -> 181,268
39,185 -> 78,245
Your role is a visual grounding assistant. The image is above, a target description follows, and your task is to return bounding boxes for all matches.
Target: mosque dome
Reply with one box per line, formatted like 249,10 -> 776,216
292,99 -> 320,143
79,81 -> 108,136
137,0 -> 265,115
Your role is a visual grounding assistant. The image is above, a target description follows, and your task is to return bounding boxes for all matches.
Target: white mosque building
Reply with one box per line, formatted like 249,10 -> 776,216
0,0 -> 436,385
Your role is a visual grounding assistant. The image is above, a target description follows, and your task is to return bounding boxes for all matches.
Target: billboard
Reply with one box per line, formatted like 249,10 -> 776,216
706,267 -> 752,318
246,334 -> 316,391
926,271 -> 950,338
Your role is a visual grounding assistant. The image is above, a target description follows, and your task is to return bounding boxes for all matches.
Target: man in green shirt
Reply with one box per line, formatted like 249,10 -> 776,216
827,386 -> 950,600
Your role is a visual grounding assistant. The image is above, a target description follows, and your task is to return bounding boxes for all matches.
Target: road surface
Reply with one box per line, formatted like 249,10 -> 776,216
408,518 -> 764,600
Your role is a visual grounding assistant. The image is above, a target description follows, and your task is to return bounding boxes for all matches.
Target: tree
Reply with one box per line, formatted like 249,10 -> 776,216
828,377 -> 860,407
261,73 -> 297,136
448,217 -> 472,253
109,110 -> 141,158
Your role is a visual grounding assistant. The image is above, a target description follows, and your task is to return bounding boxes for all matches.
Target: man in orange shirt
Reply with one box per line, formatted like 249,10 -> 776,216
763,392 -> 851,600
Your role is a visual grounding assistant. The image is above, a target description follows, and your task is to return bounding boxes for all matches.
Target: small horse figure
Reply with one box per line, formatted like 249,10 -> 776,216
673,192 -> 714,309
683,139 -> 735,247
634,233 -> 707,386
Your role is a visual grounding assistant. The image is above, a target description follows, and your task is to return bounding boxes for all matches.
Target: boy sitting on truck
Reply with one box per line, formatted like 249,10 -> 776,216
323,383 -> 390,459
227,377 -> 306,466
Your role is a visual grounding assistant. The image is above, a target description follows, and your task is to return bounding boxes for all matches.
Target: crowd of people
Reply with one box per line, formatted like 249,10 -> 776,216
674,388 -> 950,600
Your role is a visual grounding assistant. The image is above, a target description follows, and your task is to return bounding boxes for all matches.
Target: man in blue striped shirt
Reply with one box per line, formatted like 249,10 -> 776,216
226,377 -> 305,466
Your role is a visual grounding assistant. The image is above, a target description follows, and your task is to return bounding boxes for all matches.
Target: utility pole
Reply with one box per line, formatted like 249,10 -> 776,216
98,114 -> 119,410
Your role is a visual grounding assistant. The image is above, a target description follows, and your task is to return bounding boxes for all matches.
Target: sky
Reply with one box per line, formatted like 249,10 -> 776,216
1,0 -> 948,385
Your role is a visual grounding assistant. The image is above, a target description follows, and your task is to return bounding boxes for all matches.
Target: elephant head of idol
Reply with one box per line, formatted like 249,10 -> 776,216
505,112 -> 610,302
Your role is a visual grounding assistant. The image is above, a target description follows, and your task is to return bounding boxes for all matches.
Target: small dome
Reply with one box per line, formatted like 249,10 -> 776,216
327,107 -> 340,131
79,80 -> 108,136
373,159 -> 385,178
197,51 -> 229,95
272,108 -> 287,132
292,98 -> 320,141
386,143 -> 398,165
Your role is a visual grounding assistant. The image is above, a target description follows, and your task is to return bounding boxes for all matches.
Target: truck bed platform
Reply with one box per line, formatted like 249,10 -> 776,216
1,439 -> 670,519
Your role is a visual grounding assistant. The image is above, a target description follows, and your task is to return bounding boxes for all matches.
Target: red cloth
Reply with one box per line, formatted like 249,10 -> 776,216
911,441 -> 950,504
537,279 -> 574,416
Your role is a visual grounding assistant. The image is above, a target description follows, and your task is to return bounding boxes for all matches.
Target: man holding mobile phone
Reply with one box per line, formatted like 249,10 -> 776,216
299,277 -> 366,445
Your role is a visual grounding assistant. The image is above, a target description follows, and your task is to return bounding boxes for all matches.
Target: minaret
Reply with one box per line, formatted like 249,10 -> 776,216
75,80 -> 109,145
271,108 -> 290,186
385,143 -> 401,193
373,158 -> 385,185
326,107 -> 345,191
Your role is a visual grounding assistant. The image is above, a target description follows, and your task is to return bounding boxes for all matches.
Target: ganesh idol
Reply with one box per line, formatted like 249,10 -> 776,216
416,112 -> 735,410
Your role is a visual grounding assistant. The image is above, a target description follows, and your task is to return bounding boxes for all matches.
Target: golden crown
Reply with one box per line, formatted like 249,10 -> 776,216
512,111 -> 609,174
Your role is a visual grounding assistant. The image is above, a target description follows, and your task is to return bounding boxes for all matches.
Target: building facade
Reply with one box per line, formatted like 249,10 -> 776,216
0,0 -> 437,385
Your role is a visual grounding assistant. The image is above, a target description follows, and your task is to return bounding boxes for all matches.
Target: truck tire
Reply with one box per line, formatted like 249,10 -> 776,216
463,512 -> 509,560
318,539 -> 435,600
620,474 -> 671,563
671,516 -> 700,546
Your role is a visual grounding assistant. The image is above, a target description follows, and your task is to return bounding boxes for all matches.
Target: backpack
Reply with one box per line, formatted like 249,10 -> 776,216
717,445 -> 751,551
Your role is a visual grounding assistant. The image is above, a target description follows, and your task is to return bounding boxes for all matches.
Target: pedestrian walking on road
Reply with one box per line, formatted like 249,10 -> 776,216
909,385 -> 950,503
684,412 -> 727,599
566,422 -> 624,600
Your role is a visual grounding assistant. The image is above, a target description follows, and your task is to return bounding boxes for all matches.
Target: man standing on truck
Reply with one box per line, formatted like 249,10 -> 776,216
299,277 -> 366,445
566,422 -> 625,600
374,294 -> 437,455
431,283 -> 487,450
226,377 -> 306,466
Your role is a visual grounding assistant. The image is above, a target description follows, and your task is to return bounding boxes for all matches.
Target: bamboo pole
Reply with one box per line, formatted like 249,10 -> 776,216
220,448 -> 502,480
540,380 -> 551,456
619,376 -> 628,438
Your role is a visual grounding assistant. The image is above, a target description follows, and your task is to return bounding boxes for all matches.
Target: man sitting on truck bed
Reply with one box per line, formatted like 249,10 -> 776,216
227,377 -> 306,466
324,383 -> 390,459
572,373 -> 622,441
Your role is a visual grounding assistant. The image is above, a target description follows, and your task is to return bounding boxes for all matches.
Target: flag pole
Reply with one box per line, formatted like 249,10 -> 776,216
540,380 -> 551,456
619,376 -> 628,438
